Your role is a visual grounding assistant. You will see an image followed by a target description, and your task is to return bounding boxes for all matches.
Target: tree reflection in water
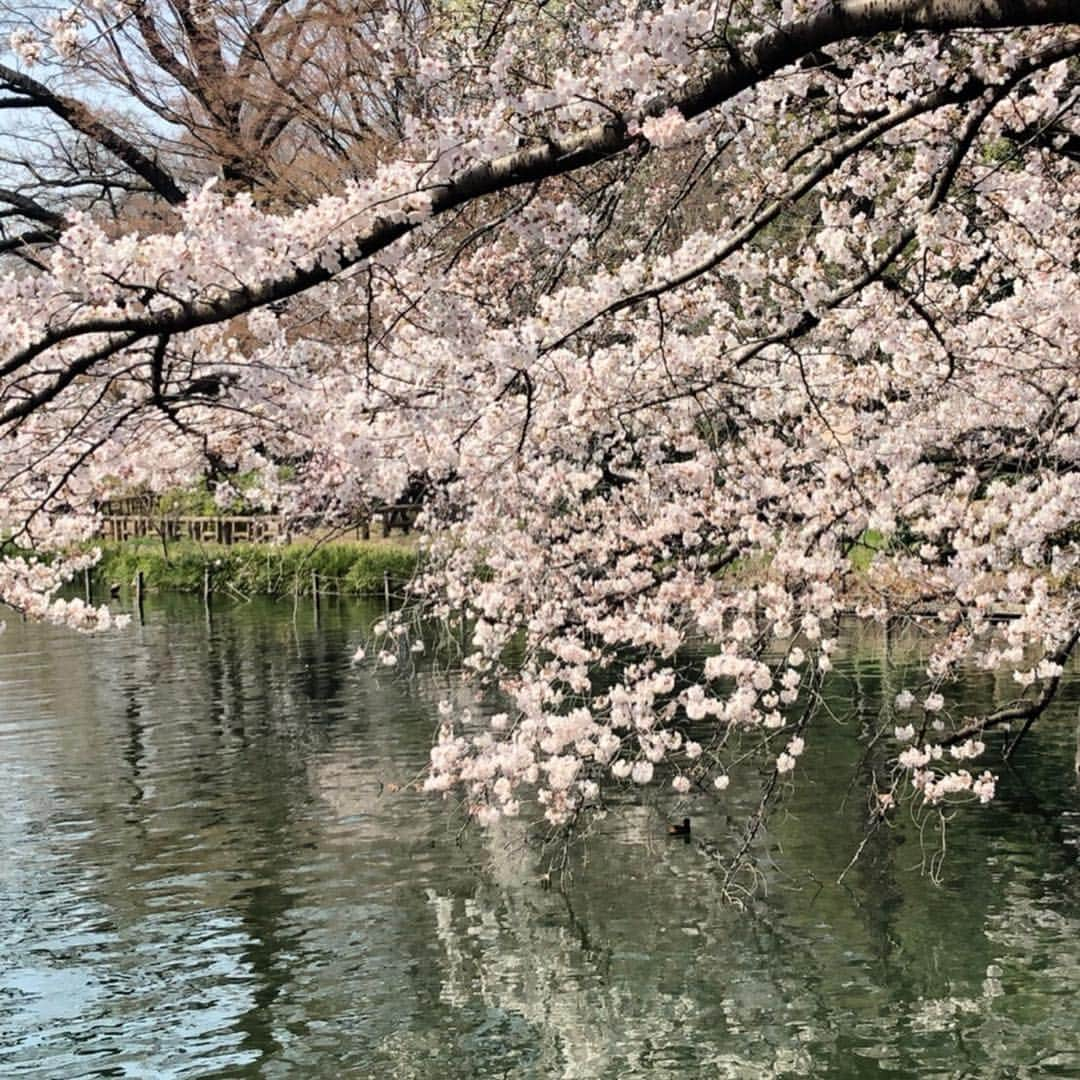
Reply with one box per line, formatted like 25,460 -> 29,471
0,597 -> 1076,1077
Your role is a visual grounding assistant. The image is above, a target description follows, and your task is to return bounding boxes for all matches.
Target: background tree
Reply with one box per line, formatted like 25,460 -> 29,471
0,0 -> 427,258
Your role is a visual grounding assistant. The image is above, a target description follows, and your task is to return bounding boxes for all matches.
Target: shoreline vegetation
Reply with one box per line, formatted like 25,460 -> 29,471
5,527 -> 1038,617
4,516 -> 1046,618
82,537 -> 419,601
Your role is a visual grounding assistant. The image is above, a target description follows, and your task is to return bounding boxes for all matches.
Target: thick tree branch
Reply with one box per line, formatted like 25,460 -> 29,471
0,95 -> 44,109
131,3 -> 215,118
1,0 -> 1074,388
0,187 -> 65,230
235,0 -> 292,85
0,228 -> 58,254
0,62 -> 186,205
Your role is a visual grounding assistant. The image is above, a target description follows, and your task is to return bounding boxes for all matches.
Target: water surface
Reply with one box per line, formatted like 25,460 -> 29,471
1,597 -> 1078,1077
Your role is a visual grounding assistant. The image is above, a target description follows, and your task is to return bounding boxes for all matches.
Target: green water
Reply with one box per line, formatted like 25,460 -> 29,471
1,597 -> 1078,1078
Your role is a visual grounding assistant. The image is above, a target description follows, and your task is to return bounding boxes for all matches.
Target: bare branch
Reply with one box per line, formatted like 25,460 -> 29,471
0,61 -> 186,205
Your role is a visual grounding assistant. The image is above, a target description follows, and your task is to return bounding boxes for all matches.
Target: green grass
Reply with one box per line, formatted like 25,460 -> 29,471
847,529 -> 885,572
89,538 -> 418,598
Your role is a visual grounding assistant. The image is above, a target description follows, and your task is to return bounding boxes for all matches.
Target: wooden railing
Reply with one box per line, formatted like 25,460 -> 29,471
96,504 -> 421,546
98,515 -> 281,545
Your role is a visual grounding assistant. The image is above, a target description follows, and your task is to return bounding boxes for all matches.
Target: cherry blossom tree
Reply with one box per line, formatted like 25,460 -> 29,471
0,0 -> 1077,876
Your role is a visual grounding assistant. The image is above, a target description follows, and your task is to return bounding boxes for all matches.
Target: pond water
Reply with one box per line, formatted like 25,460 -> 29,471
1,596 -> 1078,1078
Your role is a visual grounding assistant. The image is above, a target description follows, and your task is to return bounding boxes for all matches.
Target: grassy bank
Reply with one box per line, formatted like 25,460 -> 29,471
90,537 -> 418,599
80,525 -> 878,602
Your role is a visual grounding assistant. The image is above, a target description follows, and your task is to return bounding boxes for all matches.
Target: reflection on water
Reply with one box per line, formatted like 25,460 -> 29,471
0,597 -> 1077,1077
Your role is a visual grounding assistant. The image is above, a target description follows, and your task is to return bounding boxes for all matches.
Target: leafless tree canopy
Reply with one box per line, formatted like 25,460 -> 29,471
0,0 -> 426,258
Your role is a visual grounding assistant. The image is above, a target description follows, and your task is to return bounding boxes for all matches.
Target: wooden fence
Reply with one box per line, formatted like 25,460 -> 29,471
98,515 -> 280,545
96,504 -> 420,546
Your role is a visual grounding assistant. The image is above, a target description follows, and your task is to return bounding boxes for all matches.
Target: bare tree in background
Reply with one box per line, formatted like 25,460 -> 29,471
0,0 -> 425,259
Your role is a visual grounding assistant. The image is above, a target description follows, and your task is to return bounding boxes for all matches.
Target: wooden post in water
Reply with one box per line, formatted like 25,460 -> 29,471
134,570 -> 144,621
1074,707 -> 1080,777
312,570 -> 320,625
83,567 -> 91,603
383,570 -> 391,613
203,564 -> 211,608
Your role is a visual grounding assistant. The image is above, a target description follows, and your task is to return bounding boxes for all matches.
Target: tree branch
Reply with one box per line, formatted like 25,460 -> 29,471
1,0 -> 1074,387
941,625 -> 1080,749
0,62 -> 186,205
0,187 -> 64,230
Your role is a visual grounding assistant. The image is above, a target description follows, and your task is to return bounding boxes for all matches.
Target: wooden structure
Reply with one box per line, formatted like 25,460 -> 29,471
354,503 -> 421,539
96,504 -> 421,546
98,515 -> 282,545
